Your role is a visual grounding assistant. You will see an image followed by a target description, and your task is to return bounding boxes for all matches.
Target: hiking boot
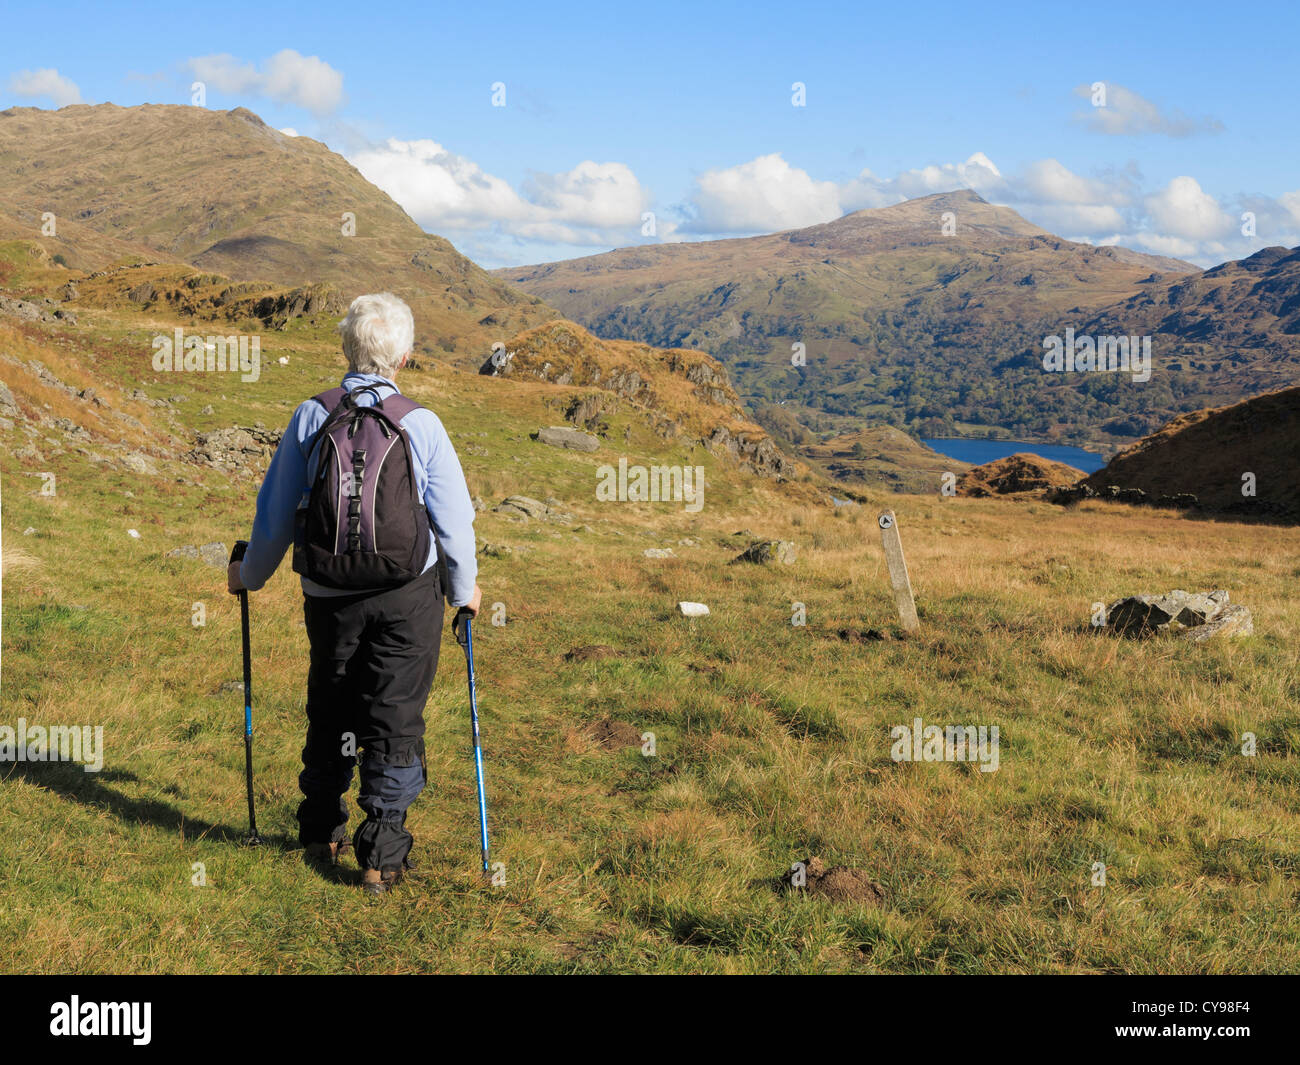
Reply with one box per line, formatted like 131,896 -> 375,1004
305,840 -> 351,867
361,867 -> 403,896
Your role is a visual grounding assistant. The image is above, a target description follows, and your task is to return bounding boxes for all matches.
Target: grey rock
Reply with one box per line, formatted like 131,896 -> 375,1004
1179,603 -> 1253,643
166,545 -> 201,561
128,281 -> 157,304
121,452 -> 156,474
1106,589 -> 1229,636
198,542 -> 228,568
186,426 -> 281,473
731,540 -> 797,565
0,294 -> 59,323
491,495 -> 572,523
493,495 -> 550,520
643,548 -> 676,559
533,426 -> 599,452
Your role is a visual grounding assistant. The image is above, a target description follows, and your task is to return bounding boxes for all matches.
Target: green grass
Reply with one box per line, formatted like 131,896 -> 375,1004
3,303 -> 1300,974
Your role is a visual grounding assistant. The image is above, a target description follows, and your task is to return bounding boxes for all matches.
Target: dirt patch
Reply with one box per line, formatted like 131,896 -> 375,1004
586,719 -> 644,750
782,856 -> 884,904
835,627 -> 890,643
564,644 -> 617,662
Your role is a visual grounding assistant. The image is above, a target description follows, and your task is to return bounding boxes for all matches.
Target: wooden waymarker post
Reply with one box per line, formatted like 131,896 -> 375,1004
878,510 -> 919,632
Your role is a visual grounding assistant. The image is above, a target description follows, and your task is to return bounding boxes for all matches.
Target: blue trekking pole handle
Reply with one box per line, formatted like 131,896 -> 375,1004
454,607 -> 490,877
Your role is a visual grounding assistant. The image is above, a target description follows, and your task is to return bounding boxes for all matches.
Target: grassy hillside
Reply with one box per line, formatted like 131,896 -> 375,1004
0,103 -> 555,359
1083,385 -> 1300,521
496,191 -> 1232,451
4,248 -> 1299,974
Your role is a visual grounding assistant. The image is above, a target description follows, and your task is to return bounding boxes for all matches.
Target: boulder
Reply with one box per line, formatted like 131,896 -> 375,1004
533,425 -> 599,452
1179,603 -> 1253,643
493,495 -> 555,521
731,540 -> 797,565
1106,589 -> 1229,635
198,542 -> 228,568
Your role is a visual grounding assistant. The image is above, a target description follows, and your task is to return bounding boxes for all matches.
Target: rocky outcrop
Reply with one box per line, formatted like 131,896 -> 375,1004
705,425 -> 796,480
1101,589 -> 1252,641
479,319 -> 797,480
1048,482 -> 1201,510
186,425 -> 282,473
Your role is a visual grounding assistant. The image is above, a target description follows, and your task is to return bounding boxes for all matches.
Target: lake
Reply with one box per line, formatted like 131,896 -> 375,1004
921,438 -> 1107,473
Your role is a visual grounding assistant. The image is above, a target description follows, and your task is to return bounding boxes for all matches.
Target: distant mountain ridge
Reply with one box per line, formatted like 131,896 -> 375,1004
494,192 -> 1300,450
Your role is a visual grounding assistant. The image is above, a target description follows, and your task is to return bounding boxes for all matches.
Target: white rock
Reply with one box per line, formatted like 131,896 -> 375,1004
127,529 -> 141,539
278,356 -> 289,365
678,601 -> 710,617
643,548 -> 675,559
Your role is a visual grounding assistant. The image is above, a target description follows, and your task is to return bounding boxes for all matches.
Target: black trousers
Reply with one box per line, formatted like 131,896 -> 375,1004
298,566 -> 444,870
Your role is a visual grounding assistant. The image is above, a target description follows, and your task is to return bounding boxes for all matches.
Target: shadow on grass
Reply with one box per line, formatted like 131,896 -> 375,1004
3,758 -> 296,851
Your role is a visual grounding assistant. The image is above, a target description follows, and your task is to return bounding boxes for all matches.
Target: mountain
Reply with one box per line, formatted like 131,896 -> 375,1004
495,192 -> 1280,449
0,103 -> 555,357
1078,245 -> 1300,434
1081,385 -> 1300,521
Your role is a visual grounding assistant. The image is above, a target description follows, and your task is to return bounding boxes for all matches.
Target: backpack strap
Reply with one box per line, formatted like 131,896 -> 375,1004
311,386 -> 348,412
379,392 -> 422,422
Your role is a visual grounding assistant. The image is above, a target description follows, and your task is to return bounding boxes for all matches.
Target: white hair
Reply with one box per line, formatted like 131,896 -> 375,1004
337,293 -> 415,377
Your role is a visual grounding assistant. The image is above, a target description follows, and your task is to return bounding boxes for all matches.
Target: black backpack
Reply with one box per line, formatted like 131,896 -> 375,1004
292,385 -> 433,590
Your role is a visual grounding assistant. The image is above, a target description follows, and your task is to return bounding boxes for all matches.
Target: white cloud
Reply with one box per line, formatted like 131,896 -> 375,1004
836,152 -> 1005,212
1278,190 -> 1300,227
1073,82 -> 1223,137
7,67 -> 82,107
187,50 -> 344,115
279,127 -> 300,138
1130,232 -> 1203,259
349,137 -> 651,248
683,153 -> 843,233
1144,176 -> 1234,240
1021,158 -> 1129,206
887,152 -> 1005,199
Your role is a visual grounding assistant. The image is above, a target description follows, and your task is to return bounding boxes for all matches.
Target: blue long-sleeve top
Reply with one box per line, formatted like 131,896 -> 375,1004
239,372 -> 478,605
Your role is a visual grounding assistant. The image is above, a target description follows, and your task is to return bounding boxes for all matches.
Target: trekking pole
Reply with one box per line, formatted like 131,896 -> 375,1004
229,541 -> 263,846
453,608 -> 490,878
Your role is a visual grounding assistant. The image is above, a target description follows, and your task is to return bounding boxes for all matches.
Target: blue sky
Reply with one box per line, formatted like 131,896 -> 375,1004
3,0 -> 1297,267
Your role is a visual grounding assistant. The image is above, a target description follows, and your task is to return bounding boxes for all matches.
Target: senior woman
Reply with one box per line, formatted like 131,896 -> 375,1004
229,292 -> 481,894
